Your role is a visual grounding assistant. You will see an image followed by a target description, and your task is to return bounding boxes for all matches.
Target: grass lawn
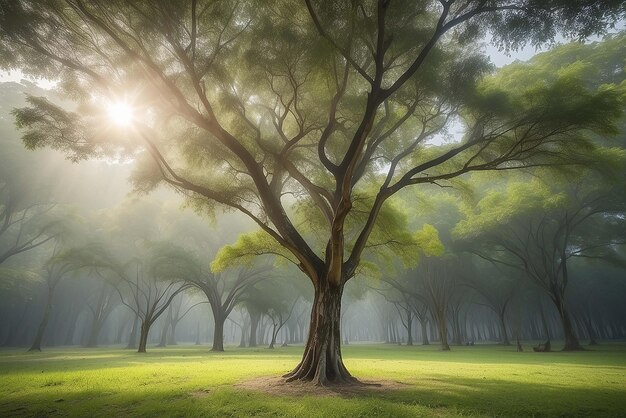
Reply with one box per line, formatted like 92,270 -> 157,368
1,343 -> 625,417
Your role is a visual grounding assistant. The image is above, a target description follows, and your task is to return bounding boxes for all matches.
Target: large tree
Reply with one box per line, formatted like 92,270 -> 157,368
2,0 -> 624,384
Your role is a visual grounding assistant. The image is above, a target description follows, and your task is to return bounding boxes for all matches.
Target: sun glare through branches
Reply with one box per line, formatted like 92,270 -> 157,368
106,101 -> 133,126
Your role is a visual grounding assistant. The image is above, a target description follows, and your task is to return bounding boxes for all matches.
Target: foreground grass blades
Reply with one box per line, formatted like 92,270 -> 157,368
1,344 -> 625,417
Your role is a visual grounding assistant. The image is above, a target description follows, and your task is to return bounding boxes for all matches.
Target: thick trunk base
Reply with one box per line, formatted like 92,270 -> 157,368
137,323 -> 149,353
211,318 -> 225,352
562,342 -> 585,351
558,307 -> 584,351
283,282 -> 357,386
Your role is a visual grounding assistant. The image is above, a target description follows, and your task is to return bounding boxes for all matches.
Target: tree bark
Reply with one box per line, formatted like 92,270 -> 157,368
499,313 -> 510,345
157,307 -> 172,348
239,325 -> 247,348
126,313 -> 139,349
582,314 -> 598,345
86,322 -> 101,348
269,322 -> 278,349
168,320 -> 178,345
195,322 -> 201,345
283,281 -> 355,386
114,318 -> 127,345
63,309 -> 79,346
420,318 -> 430,345
553,294 -> 583,351
406,309 -> 413,346
212,314 -> 225,351
248,309 -> 260,347
137,321 -> 150,353
29,286 -> 55,352
433,309 -> 450,351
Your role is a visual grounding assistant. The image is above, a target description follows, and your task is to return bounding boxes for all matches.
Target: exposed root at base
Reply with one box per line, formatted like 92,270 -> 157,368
235,375 -> 409,397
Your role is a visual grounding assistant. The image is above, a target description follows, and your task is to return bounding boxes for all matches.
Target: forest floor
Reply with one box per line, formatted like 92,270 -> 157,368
0,342 -> 625,417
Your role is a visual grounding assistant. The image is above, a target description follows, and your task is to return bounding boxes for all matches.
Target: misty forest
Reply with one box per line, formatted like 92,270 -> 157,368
1,1 -> 626,417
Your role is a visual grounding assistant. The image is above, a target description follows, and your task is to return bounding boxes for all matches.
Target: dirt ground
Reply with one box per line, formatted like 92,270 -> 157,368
235,375 -> 409,398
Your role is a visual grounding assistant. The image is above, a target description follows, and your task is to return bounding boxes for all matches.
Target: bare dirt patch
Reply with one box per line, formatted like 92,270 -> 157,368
235,376 -> 410,398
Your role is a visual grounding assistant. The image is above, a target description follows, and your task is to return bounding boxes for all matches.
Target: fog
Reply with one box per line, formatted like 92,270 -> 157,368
1,74 -> 624,355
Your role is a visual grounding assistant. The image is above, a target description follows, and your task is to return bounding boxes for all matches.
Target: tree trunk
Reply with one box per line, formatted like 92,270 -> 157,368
499,313 -> 510,345
126,313 -> 139,349
29,286 -> 54,352
3,301 -> 30,347
552,294 -> 583,351
157,323 -> 168,347
538,301 -> 551,343
86,322 -> 101,348
248,311 -> 259,347
435,310 -> 450,351
420,318 -> 430,345
137,321 -> 150,353
195,322 -> 201,345
283,281 -> 355,386
157,308 -> 172,348
168,320 -> 178,345
239,325 -> 247,348
63,310 -> 79,346
212,314 -> 225,351
583,314 -> 598,345
269,322 -> 277,349
406,310 -> 413,346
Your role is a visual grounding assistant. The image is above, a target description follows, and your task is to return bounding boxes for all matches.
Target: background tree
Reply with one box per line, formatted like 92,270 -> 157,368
455,170 -> 626,350
461,260 -> 520,345
84,271 -> 119,347
28,243 -> 101,351
0,83 -> 61,265
112,244 -> 192,353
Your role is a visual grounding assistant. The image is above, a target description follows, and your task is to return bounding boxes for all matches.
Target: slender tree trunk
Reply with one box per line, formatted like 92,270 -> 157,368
289,323 -> 297,344
406,310 -> 413,346
248,311 -> 259,347
284,281 -> 355,386
29,285 -> 55,352
539,301 -> 550,343
86,322 -> 101,348
212,314 -> 225,352
269,322 -> 278,349
4,301 -> 30,346
168,320 -> 178,345
420,318 -> 430,345
435,310 -> 450,351
126,313 -> 139,349
195,322 -> 201,345
583,314 -> 598,345
63,310 -> 79,346
114,319 -> 127,345
157,308 -> 172,348
499,313 -> 510,345
239,325 -> 247,348
137,321 -> 150,353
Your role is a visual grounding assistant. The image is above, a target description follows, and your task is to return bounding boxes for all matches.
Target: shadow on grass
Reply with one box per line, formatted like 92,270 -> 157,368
0,374 -> 624,417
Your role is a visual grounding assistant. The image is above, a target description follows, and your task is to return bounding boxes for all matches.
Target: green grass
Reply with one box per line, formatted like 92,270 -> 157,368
1,343 -> 625,417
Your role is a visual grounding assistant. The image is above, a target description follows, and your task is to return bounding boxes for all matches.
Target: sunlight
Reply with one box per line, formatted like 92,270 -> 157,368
107,101 -> 133,126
